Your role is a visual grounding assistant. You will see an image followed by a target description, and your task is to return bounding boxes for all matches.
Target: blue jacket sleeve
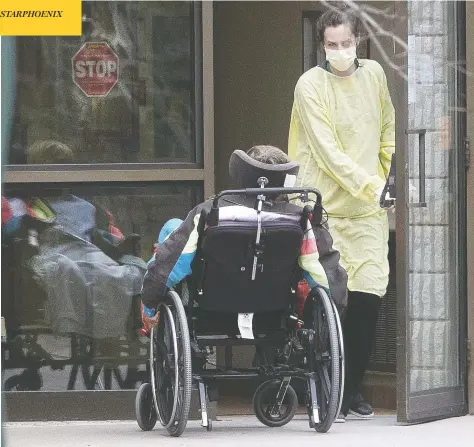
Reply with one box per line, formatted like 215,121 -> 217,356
141,205 -> 202,309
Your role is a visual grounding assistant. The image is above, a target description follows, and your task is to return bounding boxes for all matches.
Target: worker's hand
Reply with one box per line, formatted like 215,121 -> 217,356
379,190 -> 395,211
385,192 -> 396,212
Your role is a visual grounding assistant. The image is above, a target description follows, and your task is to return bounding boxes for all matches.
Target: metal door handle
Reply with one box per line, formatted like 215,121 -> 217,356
405,129 -> 433,208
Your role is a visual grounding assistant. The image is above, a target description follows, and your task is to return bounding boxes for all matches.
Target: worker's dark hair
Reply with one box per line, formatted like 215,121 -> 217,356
316,2 -> 361,44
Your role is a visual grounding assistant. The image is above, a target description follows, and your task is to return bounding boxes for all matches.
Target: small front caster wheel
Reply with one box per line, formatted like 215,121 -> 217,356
136,382 -> 157,431
253,379 -> 298,428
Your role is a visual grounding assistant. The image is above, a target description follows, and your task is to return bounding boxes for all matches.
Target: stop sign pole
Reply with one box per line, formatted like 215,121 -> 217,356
72,42 -> 119,97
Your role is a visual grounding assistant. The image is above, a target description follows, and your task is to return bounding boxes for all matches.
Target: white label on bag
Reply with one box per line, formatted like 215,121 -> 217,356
284,174 -> 296,187
238,313 -> 254,339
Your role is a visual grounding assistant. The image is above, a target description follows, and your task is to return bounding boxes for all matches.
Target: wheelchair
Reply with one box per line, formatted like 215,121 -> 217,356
135,181 -> 344,437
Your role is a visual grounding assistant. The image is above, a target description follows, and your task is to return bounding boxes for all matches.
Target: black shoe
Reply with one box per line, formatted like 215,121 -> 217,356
348,393 -> 374,418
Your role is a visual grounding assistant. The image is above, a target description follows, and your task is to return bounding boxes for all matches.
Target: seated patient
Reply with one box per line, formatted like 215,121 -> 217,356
141,146 -> 347,331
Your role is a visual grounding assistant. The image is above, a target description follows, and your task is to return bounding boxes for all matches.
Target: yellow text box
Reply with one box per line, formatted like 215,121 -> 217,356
0,0 -> 82,36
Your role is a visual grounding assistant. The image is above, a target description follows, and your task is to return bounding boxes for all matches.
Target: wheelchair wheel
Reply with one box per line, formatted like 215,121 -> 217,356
150,290 -> 192,437
253,379 -> 298,428
136,382 -> 157,431
309,287 -> 340,433
331,300 -> 345,420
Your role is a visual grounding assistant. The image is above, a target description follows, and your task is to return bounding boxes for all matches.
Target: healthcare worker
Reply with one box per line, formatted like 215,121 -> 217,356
288,7 -> 395,420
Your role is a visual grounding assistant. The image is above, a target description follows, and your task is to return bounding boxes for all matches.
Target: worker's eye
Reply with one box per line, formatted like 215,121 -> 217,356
341,40 -> 353,48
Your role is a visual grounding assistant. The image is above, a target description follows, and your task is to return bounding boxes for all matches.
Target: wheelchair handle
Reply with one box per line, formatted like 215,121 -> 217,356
208,187 -> 323,227
212,187 -> 323,208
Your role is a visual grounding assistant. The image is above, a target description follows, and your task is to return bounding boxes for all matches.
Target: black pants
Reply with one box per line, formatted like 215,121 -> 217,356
341,291 -> 381,412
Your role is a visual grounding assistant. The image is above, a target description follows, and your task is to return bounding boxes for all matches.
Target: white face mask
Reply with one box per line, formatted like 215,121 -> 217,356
325,46 -> 357,72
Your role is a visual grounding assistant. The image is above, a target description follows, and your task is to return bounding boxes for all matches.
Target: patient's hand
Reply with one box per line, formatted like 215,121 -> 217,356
142,311 -> 160,334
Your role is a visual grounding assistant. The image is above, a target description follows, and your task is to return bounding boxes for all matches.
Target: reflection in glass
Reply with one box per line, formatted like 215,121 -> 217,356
4,1 -> 197,165
1,183 -> 201,391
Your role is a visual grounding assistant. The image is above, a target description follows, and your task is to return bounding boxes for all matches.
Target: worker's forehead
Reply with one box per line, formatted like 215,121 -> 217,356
324,24 -> 354,43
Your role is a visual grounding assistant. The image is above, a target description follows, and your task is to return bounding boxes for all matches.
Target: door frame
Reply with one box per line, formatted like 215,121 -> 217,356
394,0 -> 469,424
466,0 -> 474,416
393,0 -> 409,422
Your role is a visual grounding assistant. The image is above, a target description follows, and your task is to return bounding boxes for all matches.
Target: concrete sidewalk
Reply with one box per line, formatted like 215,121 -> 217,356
4,415 -> 474,447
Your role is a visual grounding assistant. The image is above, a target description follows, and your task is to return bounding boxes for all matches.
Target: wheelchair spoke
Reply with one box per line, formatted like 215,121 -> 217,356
319,378 -> 327,416
318,364 -> 331,402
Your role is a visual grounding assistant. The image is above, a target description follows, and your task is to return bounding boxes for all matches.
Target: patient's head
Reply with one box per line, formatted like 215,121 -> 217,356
246,145 -> 289,165
228,145 -> 298,189
27,140 -> 74,164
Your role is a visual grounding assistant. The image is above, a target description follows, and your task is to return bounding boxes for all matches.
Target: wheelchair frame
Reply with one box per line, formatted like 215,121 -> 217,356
136,186 -> 345,436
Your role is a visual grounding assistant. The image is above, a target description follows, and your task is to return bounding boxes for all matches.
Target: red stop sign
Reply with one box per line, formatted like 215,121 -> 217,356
72,42 -> 119,97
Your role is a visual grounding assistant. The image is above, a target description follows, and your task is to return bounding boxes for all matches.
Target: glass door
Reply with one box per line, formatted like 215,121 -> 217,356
395,0 -> 468,423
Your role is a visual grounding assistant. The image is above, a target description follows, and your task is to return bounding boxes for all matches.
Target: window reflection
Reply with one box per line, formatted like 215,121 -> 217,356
5,1 -> 197,165
2,183 -> 201,391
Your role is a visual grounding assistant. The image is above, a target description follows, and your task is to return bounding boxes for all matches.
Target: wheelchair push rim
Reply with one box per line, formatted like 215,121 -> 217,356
331,299 -> 345,419
150,304 -> 179,429
149,290 -> 192,436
